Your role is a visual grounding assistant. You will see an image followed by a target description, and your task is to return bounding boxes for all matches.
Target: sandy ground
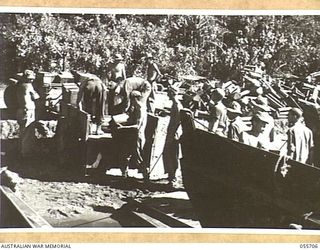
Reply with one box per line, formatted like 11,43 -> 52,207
8,165 -> 200,228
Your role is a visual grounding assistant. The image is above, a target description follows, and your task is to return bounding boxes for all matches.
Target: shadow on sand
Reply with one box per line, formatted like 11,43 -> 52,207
4,148 -> 184,194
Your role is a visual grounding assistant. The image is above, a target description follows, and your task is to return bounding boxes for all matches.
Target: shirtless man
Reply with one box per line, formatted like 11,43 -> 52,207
73,71 -> 105,135
107,53 -> 126,84
146,52 -> 162,113
16,70 -> 40,134
119,76 -> 152,113
107,53 -> 127,115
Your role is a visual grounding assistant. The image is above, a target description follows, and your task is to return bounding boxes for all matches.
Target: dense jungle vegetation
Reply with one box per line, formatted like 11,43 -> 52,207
1,13 -> 320,82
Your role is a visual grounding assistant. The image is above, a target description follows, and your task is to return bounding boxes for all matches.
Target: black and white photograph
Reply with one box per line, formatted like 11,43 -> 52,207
0,8 -> 320,231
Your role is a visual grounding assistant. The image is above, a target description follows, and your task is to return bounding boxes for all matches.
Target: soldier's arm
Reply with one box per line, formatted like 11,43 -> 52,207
105,64 -> 113,81
308,147 -> 314,166
307,130 -> 315,165
122,64 -> 127,80
29,85 -> 40,101
76,81 -> 85,109
286,129 -> 295,159
209,107 -> 222,133
142,80 -> 152,97
153,63 -> 162,76
174,96 -> 183,110
208,112 -> 218,132
210,117 -> 219,133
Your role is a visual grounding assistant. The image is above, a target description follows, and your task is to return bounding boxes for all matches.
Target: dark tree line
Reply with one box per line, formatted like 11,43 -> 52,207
0,13 -> 320,82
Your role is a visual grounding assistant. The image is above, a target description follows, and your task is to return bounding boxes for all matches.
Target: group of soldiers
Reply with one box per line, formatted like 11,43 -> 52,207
188,68 -> 317,167
14,52 -> 175,182
199,87 -> 315,165
71,53 -> 318,179
73,52 -> 162,131
13,52 -> 318,184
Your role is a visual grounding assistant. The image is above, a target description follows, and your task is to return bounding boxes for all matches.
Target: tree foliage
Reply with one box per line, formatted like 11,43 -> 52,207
0,13 -> 320,82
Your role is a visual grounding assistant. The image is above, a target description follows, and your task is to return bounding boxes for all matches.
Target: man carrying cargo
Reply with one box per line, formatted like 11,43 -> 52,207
73,71 -> 105,135
122,76 -> 152,112
107,76 -> 152,116
112,90 -> 149,179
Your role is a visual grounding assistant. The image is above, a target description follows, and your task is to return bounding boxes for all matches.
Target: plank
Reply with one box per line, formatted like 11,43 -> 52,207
0,186 -> 52,228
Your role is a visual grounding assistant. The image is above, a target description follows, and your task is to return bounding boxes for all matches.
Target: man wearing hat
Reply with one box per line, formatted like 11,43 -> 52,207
240,111 -> 272,150
146,52 -> 162,113
208,88 -> 228,137
287,108 -> 314,164
250,95 -> 276,141
16,70 -> 40,134
250,95 -> 271,113
226,101 -> 248,142
163,84 -> 183,185
146,52 -> 162,84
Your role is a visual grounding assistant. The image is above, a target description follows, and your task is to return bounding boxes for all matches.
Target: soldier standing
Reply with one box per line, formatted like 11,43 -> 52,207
208,88 -> 228,137
107,53 -> 127,83
287,108 -> 314,164
146,52 -> 162,113
107,53 -> 127,115
226,101 -> 248,142
163,85 -> 183,185
16,70 -> 40,135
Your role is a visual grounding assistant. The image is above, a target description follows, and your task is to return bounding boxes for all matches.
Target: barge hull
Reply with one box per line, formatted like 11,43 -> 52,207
180,110 -> 320,228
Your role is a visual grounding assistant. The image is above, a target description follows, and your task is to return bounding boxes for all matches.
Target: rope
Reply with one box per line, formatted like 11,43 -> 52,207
192,116 -> 210,130
278,140 -> 287,151
148,151 -> 164,174
189,115 -> 245,151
